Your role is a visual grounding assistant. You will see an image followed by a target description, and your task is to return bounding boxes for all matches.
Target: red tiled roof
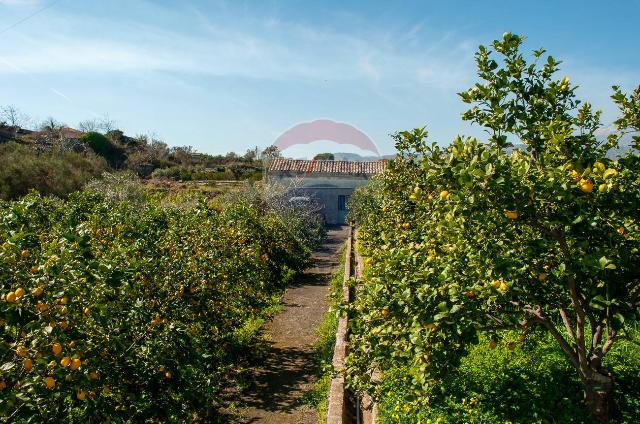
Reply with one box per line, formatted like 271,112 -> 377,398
269,158 -> 387,175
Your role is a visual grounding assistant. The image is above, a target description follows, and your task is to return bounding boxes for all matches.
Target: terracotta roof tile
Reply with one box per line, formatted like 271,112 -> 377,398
268,158 -> 387,175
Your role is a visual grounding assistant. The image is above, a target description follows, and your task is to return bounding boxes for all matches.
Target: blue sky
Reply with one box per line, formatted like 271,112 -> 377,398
1,0 -> 638,157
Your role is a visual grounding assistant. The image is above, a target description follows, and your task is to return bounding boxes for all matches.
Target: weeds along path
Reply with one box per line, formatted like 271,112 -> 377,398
236,226 -> 349,423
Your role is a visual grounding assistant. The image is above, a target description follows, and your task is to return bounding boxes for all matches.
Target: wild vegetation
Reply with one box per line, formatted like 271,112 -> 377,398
0,142 -> 107,201
346,34 -> 640,423
0,111 -> 271,200
0,176 -> 323,421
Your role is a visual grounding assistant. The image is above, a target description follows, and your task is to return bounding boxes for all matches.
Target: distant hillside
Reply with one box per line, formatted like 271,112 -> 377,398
291,152 -> 396,161
506,133 -> 636,158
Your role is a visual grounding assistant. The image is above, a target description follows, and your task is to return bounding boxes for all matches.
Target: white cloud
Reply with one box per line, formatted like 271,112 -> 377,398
0,2 -> 477,94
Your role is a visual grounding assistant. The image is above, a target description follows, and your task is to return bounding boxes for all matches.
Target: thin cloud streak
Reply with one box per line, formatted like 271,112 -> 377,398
0,4 -> 476,93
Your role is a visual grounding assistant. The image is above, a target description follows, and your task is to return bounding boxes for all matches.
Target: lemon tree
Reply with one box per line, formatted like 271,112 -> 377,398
346,34 -> 639,423
1,189 -> 316,421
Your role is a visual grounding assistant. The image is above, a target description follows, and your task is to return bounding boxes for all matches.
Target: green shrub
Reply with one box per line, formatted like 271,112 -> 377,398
377,330 -> 640,423
80,132 -> 125,168
0,142 -> 107,200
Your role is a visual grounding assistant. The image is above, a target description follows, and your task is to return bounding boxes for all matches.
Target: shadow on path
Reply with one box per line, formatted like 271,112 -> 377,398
229,226 -> 349,424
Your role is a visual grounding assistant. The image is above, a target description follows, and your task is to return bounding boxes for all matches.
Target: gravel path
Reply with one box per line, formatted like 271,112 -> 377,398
236,226 -> 349,424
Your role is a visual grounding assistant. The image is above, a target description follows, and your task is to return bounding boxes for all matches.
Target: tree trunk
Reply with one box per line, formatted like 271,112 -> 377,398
583,373 -> 614,423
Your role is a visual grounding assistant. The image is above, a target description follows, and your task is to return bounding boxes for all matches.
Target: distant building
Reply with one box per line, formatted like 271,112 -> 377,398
267,158 -> 387,225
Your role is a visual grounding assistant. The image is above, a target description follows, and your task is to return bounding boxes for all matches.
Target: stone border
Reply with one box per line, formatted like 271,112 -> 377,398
326,225 -> 353,423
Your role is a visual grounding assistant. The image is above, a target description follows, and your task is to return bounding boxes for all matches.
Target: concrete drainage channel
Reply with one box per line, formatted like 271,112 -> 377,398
326,225 -> 378,424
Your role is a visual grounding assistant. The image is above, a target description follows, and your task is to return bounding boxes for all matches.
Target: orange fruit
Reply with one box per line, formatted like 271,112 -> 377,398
5,292 -> 16,303
164,371 -> 172,379
16,345 -> 28,357
52,343 -> 62,356
44,376 -> 55,389
32,287 -> 43,296
0,381 -> 6,391
20,250 -> 30,258
23,358 -> 33,371
617,227 -> 625,235
30,265 -> 39,273
60,356 -> 71,367
488,340 -> 498,350
89,371 -> 99,380
77,390 -> 85,401
14,288 -> 25,298
538,273 -> 548,281
381,307 -> 390,319
70,358 -> 81,371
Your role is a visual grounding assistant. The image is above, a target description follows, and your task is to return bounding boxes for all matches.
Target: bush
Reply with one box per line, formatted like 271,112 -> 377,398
0,189 -> 316,421
377,329 -> 640,423
0,142 -> 107,200
80,132 -> 126,168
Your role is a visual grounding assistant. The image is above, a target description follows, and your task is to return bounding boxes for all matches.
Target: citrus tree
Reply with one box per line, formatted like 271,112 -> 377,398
1,186 -> 316,421
346,34 -> 639,423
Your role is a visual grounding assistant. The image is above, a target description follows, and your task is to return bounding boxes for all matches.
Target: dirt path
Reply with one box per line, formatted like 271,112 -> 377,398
236,226 -> 349,424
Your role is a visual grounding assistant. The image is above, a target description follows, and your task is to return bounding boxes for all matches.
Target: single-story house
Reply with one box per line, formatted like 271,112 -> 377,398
267,158 -> 387,225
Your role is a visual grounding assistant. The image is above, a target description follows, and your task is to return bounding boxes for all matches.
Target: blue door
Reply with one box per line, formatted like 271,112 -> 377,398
337,195 -> 350,224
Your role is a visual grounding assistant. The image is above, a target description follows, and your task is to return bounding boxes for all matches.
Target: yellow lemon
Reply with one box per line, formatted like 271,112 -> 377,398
52,343 -> 62,356
504,210 -> 518,220
579,179 -> 594,193
44,376 -> 55,389
439,190 -> 450,200
23,358 -> 33,371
